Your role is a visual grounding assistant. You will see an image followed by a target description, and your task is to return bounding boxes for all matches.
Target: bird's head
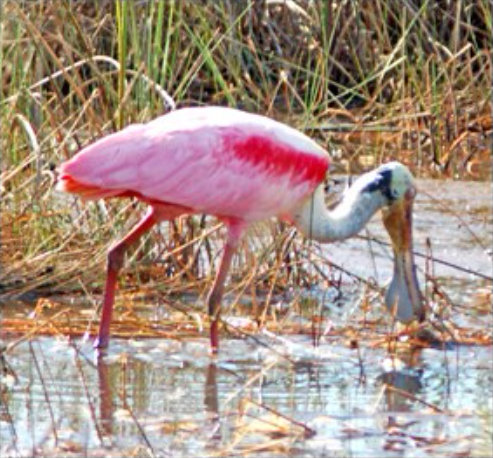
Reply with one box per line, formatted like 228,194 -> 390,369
362,161 -> 416,204
364,162 -> 425,323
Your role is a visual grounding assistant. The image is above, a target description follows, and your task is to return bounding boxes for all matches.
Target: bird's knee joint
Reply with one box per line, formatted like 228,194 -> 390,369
207,291 -> 222,317
107,244 -> 126,271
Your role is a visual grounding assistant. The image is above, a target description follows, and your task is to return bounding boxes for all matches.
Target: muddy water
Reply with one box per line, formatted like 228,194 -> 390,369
1,179 -> 492,457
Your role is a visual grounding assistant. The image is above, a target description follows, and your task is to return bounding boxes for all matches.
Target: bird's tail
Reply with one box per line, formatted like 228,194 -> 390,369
56,173 -> 123,200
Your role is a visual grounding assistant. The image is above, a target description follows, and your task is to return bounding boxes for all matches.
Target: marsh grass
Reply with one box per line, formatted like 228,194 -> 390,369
0,1 -> 491,336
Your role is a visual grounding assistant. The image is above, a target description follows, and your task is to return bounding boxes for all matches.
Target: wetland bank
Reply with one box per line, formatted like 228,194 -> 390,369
1,1 -> 492,457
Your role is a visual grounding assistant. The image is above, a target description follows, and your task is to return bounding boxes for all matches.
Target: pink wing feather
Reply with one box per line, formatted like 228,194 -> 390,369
57,107 -> 329,222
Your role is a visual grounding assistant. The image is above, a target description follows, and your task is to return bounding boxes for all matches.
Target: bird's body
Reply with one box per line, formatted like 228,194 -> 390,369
59,107 -> 328,223
57,106 -> 424,352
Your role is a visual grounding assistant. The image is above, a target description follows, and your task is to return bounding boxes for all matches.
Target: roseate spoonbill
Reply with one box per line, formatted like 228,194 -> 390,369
57,106 -> 424,352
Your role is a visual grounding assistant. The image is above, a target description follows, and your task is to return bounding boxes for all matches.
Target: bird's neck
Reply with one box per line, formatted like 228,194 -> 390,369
291,180 -> 387,242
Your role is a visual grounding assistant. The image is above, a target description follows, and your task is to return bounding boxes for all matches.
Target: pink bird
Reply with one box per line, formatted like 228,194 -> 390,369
57,106 -> 424,352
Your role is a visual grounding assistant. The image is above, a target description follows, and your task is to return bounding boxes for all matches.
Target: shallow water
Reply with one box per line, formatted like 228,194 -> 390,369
1,179 -> 492,457
1,337 -> 492,457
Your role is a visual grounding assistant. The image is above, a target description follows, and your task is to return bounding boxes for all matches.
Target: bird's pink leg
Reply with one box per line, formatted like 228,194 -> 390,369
94,208 -> 158,349
207,221 -> 245,354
